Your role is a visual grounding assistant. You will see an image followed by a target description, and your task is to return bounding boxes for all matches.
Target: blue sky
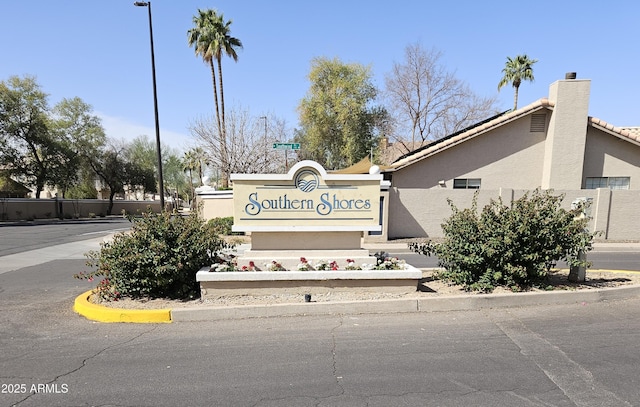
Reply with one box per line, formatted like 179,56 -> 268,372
2,1 -> 638,152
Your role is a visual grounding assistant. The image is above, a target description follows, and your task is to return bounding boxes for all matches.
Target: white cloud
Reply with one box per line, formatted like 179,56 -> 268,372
97,113 -> 195,153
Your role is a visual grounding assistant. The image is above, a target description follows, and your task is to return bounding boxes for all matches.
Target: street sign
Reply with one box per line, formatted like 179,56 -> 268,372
272,143 -> 300,150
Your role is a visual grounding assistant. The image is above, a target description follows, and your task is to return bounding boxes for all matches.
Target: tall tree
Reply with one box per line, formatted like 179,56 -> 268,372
90,140 -> 156,215
125,135 -> 160,199
190,108 -> 286,177
183,149 -> 197,200
89,141 -> 128,215
50,97 -> 106,197
162,151 -> 189,209
183,147 -> 208,202
498,54 -> 538,110
296,57 -> 386,170
187,8 -> 242,187
0,75 -> 61,198
384,43 -> 500,150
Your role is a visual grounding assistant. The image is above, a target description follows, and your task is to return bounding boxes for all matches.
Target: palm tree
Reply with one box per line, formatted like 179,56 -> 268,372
183,146 -> 207,181
212,17 -> 242,141
183,150 -> 197,202
192,146 -> 208,183
497,54 -> 538,110
187,9 -> 242,187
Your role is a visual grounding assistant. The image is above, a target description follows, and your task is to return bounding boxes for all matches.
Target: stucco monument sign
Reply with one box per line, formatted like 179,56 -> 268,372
196,160 -> 421,300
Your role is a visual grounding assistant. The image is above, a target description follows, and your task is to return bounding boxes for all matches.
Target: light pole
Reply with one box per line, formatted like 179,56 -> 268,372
134,1 -> 164,211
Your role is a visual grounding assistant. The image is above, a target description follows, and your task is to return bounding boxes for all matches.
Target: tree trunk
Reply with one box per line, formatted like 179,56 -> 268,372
208,61 -> 228,189
209,62 -> 223,142
217,58 -> 229,189
35,179 -> 44,199
188,168 -> 194,205
513,85 -> 519,110
107,190 -> 116,216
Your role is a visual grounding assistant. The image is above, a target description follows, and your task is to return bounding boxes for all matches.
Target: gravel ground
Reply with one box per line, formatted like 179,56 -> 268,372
94,268 -> 640,310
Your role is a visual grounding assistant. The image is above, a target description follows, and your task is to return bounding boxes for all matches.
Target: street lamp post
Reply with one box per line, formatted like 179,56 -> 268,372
134,1 -> 164,211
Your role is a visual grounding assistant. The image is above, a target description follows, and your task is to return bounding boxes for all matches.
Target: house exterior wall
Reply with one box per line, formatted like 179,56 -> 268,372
387,112 -> 555,239
392,116 -> 548,190
582,127 -> 640,186
386,76 -> 640,241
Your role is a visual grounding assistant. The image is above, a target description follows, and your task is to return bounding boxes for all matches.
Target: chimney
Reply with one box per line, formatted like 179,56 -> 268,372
541,75 -> 591,189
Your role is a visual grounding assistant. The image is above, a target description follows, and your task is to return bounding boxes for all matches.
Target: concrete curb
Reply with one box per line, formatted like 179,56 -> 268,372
73,290 -> 172,323
170,284 -> 640,322
171,298 -> 419,321
72,282 -> 640,324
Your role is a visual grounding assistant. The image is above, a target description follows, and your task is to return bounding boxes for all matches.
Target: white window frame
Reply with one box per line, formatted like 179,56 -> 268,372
585,177 -> 630,190
453,178 -> 481,189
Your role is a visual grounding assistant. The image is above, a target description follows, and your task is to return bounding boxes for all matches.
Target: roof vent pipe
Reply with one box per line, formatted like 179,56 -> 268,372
565,72 -> 577,79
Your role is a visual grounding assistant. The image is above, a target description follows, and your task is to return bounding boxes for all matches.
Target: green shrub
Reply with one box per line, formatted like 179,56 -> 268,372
76,210 -> 229,301
410,189 -> 596,292
207,216 -> 237,236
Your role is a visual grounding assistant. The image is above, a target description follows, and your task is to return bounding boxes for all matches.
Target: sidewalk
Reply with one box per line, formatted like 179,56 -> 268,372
364,240 -> 640,252
592,242 -> 640,251
0,235 -> 107,275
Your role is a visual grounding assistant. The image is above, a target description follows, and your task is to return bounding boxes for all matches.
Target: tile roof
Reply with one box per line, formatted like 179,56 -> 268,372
590,119 -> 640,144
623,127 -> 640,137
390,98 -> 554,171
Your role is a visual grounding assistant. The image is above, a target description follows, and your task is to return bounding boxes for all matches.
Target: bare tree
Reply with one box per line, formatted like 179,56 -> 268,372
189,107 -> 290,183
384,42 -> 500,156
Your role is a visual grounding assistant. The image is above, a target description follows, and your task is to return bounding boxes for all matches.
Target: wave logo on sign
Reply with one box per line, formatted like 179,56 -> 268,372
295,170 -> 319,193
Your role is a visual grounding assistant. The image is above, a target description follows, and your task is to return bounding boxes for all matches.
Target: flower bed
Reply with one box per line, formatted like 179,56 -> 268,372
209,252 -> 406,273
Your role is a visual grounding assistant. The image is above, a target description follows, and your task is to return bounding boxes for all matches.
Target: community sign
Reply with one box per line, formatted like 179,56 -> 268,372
231,161 -> 381,232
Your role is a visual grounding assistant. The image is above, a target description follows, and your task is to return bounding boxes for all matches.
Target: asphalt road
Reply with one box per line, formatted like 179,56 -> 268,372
388,250 -> 640,271
1,220 -> 640,406
0,217 -> 132,256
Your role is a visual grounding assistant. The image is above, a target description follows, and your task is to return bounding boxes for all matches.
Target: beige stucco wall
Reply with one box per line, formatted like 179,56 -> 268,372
0,199 -> 161,220
392,116 -> 548,190
606,190 -> 640,240
387,187 -> 638,240
582,127 -> 640,186
541,79 -> 591,189
387,188 -> 500,238
196,191 -> 234,220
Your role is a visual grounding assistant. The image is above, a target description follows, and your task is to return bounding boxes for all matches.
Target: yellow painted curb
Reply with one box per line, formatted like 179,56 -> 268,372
73,290 -> 172,323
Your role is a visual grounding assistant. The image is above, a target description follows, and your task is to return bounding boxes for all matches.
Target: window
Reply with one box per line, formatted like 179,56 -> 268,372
453,178 -> 481,189
585,177 -> 630,190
